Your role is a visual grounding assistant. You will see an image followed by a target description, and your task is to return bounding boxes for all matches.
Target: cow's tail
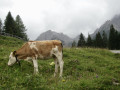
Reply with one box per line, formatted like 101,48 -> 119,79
61,43 -> 63,52
61,42 -> 63,58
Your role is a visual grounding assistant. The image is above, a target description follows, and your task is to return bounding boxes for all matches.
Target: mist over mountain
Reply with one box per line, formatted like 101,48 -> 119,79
91,14 -> 120,38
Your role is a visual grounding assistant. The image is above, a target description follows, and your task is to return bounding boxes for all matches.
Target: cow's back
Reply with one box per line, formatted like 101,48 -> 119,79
28,40 -> 62,59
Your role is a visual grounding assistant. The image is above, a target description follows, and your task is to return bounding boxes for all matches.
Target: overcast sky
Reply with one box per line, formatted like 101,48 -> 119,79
0,0 -> 120,40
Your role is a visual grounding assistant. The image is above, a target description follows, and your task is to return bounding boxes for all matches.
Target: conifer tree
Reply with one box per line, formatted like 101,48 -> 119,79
0,18 -> 2,34
115,30 -> 119,49
72,40 -> 76,47
95,32 -> 103,48
118,33 -> 120,50
77,33 -> 86,47
4,11 -> 16,35
15,15 -> 28,40
102,31 -> 108,48
108,24 -> 116,50
86,34 -> 92,47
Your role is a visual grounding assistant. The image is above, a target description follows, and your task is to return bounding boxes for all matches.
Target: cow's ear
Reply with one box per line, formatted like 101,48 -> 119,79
13,51 -> 16,57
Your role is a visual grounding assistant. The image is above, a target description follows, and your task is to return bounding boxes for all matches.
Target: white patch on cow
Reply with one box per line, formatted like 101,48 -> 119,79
51,46 -> 58,55
29,42 -> 38,51
51,46 -> 62,57
24,57 -> 32,62
8,52 -> 16,66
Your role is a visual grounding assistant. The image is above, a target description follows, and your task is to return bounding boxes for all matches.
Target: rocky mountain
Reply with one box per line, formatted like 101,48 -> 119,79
91,14 -> 120,38
36,30 -> 73,47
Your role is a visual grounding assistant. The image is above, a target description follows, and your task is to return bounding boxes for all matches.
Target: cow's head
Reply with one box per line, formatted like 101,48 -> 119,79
8,51 -> 16,66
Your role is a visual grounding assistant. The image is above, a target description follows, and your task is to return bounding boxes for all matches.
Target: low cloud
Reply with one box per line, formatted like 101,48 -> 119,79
0,0 -> 120,40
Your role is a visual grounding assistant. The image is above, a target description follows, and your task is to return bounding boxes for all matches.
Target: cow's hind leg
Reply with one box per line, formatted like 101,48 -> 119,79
33,58 -> 39,74
56,53 -> 64,78
54,57 -> 59,77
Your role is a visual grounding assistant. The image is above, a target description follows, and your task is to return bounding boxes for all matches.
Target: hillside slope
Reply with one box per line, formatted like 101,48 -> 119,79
0,35 -> 24,46
0,36 -> 120,89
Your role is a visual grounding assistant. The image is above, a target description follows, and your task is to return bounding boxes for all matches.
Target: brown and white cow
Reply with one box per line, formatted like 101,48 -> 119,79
8,40 -> 64,77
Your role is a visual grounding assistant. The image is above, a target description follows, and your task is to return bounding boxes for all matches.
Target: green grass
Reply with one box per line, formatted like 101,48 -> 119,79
0,35 -> 120,89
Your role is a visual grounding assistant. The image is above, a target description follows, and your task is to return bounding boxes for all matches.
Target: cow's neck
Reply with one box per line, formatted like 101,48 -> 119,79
16,48 -> 28,59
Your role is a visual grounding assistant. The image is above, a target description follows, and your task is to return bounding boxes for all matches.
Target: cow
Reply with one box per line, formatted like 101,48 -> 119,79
8,40 -> 64,77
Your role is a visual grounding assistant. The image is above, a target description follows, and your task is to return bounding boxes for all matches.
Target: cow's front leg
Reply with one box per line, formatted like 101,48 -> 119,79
33,59 -> 39,74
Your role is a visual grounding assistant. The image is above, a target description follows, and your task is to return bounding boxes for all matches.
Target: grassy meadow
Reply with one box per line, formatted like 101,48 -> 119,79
0,35 -> 120,89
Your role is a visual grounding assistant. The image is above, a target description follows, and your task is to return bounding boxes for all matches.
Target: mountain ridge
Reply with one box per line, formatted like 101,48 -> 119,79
36,30 -> 73,46
91,14 -> 120,38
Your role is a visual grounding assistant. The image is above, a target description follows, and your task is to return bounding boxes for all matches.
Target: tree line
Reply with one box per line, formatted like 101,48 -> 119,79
0,11 -> 28,40
72,24 -> 120,50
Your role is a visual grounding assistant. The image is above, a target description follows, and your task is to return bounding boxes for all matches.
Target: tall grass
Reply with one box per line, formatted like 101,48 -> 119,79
0,36 -> 120,89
